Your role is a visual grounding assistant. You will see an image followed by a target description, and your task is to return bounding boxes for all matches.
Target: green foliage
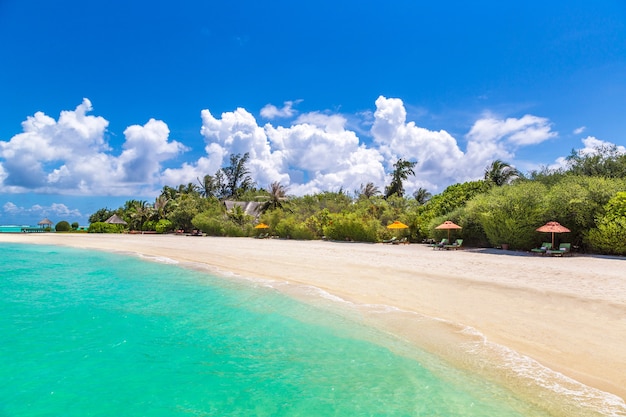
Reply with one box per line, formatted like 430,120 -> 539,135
427,207 -> 489,247
86,149 -> 626,255
167,195 -> 212,231
542,176 -> 626,249
88,208 -> 115,224
385,158 -> 416,198
323,213 -> 379,242
258,182 -> 289,213
71,222 -> 79,230
484,160 -> 522,186
565,144 -> 626,178
586,191 -> 626,255
603,191 -> 626,219
467,182 -> 548,249
55,221 -> 71,232
274,215 -> 316,240
222,152 -> 255,198
192,212 -> 227,236
88,222 -> 123,233
587,218 -> 626,255
155,219 -> 173,234
417,180 -> 489,236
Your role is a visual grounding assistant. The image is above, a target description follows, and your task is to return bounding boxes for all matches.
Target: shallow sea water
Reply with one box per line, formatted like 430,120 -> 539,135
0,243 -> 617,416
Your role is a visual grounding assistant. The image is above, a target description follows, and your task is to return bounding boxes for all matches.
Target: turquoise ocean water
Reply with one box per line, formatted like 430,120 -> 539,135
0,243 -> 620,416
0,226 -> 30,233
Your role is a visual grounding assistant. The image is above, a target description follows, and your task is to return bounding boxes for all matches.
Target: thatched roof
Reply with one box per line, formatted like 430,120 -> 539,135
223,200 -> 262,217
38,218 -> 53,226
105,214 -> 128,225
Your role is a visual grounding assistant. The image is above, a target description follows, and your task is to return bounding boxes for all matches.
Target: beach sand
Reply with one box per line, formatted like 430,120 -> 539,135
3,233 -> 625,412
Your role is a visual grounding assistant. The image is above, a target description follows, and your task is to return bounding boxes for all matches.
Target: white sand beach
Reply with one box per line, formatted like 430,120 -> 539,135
3,233 -> 625,408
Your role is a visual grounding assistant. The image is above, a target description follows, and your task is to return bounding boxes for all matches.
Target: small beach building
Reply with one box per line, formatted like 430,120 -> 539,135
223,200 -> 262,218
38,218 -> 53,230
104,214 -> 128,225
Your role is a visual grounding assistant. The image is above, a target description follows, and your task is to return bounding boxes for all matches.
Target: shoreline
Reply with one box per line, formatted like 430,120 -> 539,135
3,233 -> 625,414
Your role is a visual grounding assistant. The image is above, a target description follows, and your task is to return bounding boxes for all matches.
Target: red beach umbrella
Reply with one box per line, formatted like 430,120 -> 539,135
435,220 -> 462,241
536,221 -> 570,248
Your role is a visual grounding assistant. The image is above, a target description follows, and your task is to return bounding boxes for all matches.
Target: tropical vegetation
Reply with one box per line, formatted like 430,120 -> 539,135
86,146 -> 626,255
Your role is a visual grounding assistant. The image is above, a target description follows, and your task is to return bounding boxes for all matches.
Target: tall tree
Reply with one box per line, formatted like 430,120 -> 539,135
385,159 -> 416,198
125,200 -> 152,230
222,152 -> 255,198
484,160 -> 521,186
259,181 -> 289,212
413,187 -> 432,205
176,183 -> 200,196
358,182 -> 380,199
153,195 -> 169,221
565,144 -> 626,178
196,174 -> 223,198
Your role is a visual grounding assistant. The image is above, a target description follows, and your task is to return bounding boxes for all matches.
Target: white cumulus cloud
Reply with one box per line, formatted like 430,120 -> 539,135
0,99 -> 185,196
5,96 -> 613,203
260,100 -> 301,119
2,201 -> 82,218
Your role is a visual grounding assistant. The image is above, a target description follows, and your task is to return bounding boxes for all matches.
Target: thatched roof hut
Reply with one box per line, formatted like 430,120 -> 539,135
104,214 -> 128,225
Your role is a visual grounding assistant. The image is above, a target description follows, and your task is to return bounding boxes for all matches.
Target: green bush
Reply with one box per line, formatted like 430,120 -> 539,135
274,216 -> 316,240
192,212 -> 226,236
71,222 -> 79,230
155,219 -> 173,234
586,191 -> 626,255
426,208 -> 489,247
323,213 -> 379,242
467,182 -> 548,250
55,221 -> 71,232
88,222 -> 123,233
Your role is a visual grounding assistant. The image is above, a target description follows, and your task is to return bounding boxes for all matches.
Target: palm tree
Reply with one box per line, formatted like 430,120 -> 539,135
358,182 -> 380,199
413,187 -> 432,205
196,174 -> 216,198
484,160 -> 521,186
125,200 -> 152,230
153,195 -> 169,221
385,158 -> 416,198
259,182 -> 289,213
222,153 -> 254,198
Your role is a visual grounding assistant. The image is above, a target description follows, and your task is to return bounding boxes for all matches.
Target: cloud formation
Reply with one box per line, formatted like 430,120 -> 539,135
260,100 -> 301,119
0,99 -> 185,195
1,96 -> 597,202
2,201 -> 82,220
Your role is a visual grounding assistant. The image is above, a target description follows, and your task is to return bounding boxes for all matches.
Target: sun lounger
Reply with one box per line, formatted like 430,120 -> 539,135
547,243 -> 571,256
383,236 -> 398,244
430,238 -> 448,250
531,242 -> 552,255
444,239 -> 463,250
392,237 -> 409,245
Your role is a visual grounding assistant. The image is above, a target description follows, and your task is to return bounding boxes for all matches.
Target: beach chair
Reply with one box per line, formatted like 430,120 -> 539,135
392,237 -> 409,245
547,243 -> 571,256
531,242 -> 552,255
383,236 -> 398,244
444,239 -> 463,250
430,238 -> 448,250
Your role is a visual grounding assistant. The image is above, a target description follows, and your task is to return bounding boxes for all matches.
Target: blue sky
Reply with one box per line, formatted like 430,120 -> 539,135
1,1 -> 626,225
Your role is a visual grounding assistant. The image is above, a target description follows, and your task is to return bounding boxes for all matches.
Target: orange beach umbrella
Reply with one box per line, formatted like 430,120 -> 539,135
536,221 -> 570,248
254,223 -> 270,229
435,220 -> 462,241
387,221 -> 409,229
